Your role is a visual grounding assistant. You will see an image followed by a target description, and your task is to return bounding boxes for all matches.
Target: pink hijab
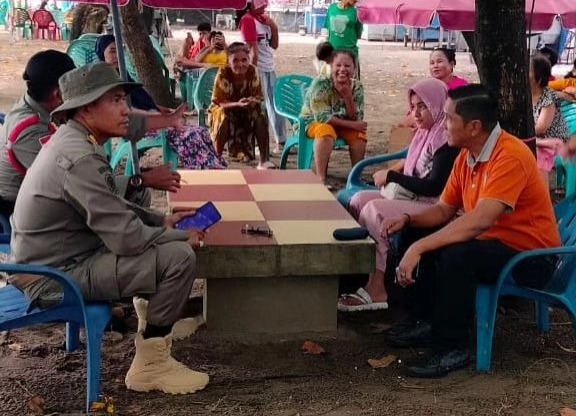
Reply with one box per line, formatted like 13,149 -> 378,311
403,78 -> 449,177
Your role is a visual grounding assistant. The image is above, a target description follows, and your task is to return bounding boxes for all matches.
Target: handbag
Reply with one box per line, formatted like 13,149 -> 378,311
380,182 -> 417,201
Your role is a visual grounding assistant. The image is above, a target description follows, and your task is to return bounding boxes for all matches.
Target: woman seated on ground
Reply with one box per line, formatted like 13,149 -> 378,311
176,31 -> 228,70
208,42 -> 274,169
399,48 -> 468,128
96,34 -> 227,170
338,78 -> 460,312
530,54 -> 571,182
300,50 -> 367,185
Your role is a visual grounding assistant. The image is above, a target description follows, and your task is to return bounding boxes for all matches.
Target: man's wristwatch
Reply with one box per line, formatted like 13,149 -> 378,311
129,174 -> 143,190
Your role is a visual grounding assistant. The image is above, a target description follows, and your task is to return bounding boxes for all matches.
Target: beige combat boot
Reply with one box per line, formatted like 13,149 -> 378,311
133,297 -> 204,340
125,333 -> 209,394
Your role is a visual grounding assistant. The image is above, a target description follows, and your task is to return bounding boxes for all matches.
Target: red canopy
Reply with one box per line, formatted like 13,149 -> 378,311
357,0 -> 576,30
74,0 -> 247,9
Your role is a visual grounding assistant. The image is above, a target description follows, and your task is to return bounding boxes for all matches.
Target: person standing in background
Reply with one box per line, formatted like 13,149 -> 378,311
238,0 -> 286,155
325,0 -> 363,77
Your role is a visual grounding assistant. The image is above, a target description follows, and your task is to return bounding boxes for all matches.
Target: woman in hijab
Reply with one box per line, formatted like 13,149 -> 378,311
338,78 -> 460,312
96,34 -> 227,170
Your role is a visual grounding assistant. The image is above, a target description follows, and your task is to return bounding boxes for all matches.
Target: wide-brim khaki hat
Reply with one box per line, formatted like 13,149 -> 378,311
52,62 -> 141,115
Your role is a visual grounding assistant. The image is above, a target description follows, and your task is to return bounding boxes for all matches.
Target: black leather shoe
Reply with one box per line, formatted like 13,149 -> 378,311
386,319 -> 418,337
406,349 -> 470,378
386,321 -> 432,348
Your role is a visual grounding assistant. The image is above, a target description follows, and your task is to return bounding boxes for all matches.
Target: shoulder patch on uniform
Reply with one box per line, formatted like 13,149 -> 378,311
98,165 -> 119,195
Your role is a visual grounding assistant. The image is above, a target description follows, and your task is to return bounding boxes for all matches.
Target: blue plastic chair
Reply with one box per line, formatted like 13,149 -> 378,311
0,235 -> 112,412
109,131 -> 178,177
476,193 -> 576,372
554,100 -> 576,196
274,75 -> 348,170
193,66 -> 218,128
336,148 -> 409,207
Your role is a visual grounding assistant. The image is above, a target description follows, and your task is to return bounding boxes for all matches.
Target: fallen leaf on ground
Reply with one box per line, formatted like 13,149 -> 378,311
368,354 -> 397,369
301,340 -> 325,355
90,396 -> 116,415
557,342 -> 576,353
560,407 -> 576,416
28,395 -> 45,415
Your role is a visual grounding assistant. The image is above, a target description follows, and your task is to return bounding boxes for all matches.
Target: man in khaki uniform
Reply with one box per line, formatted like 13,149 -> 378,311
0,50 -> 182,218
11,63 -> 209,395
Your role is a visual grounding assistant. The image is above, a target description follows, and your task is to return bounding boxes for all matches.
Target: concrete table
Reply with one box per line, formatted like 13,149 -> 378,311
168,170 -> 375,337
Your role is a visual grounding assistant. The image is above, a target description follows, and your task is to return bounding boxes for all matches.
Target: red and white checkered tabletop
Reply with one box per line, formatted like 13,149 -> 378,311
168,170 -> 361,246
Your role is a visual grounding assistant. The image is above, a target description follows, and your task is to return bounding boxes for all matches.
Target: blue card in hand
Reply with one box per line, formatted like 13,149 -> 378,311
174,201 -> 222,231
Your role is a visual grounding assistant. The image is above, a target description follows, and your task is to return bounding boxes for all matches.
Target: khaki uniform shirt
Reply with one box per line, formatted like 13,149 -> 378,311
11,120 -> 188,284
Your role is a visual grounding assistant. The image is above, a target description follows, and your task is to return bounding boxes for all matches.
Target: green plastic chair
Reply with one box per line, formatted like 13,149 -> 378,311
555,101 -> 576,196
78,32 -> 101,41
109,131 -> 178,177
0,0 -> 9,30
193,67 -> 218,128
66,38 -> 98,67
274,75 -> 347,170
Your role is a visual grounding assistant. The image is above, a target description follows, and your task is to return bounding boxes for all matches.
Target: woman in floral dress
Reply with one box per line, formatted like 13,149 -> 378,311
209,42 -> 274,169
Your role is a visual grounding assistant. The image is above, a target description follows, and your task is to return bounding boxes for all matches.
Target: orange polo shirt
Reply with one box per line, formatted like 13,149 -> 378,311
441,128 -> 561,251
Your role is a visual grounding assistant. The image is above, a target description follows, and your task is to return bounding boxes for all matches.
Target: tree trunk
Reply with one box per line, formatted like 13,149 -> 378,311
70,5 -> 109,41
475,0 -> 535,152
120,0 -> 172,107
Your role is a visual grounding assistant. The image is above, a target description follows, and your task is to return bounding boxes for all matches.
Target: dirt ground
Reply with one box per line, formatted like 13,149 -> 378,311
1,28 -> 576,416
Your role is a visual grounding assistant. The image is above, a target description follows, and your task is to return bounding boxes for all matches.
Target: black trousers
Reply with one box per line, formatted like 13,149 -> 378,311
0,196 -> 14,219
402,235 -> 556,350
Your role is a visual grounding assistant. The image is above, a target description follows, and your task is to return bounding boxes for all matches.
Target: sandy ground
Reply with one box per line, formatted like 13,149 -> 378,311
2,28 -> 576,416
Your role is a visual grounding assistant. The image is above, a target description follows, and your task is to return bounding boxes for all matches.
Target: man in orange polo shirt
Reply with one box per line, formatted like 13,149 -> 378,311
383,84 -> 561,378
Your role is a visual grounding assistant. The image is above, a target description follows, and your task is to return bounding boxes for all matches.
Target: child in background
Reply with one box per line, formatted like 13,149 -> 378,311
180,32 -> 194,60
314,41 -> 334,78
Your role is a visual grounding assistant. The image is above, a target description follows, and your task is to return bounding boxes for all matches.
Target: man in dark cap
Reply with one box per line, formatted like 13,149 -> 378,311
0,50 -> 75,217
0,49 -> 185,219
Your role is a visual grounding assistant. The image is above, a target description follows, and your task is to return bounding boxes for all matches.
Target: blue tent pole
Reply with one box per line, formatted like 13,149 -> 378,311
109,0 -> 141,176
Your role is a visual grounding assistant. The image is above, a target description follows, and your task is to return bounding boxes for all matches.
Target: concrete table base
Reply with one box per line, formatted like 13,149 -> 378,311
203,275 -> 339,336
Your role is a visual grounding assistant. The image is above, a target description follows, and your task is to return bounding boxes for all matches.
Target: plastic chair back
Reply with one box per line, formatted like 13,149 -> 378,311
66,38 -> 98,67
560,100 -> 576,136
0,0 -> 9,29
32,9 -> 55,28
194,66 -> 218,128
274,74 -> 312,123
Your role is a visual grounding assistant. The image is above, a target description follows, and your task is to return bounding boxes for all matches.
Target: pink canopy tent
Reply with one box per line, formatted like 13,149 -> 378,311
357,0 -> 576,30
73,0 -> 247,8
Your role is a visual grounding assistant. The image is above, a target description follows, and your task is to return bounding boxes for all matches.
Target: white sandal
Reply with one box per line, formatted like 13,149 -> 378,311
337,287 -> 389,312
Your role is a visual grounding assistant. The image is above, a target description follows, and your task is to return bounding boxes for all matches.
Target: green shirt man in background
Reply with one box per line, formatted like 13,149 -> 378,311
325,0 -> 363,61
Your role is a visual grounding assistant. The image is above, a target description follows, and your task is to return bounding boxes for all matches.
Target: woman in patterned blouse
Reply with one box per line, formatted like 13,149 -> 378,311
208,42 -> 274,169
530,54 -> 571,182
300,50 -> 366,185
